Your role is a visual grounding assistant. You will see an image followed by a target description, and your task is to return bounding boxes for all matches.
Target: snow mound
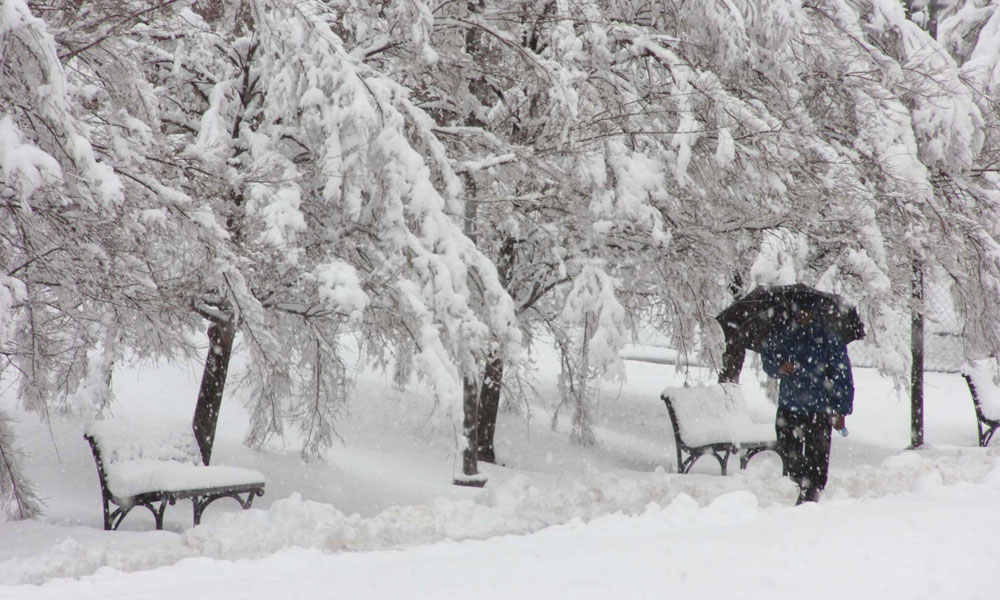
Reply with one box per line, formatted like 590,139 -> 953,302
4,449 -> 999,585
183,471 -> 677,557
2,536 -> 194,584
983,457 -> 1000,489
829,449 -> 997,498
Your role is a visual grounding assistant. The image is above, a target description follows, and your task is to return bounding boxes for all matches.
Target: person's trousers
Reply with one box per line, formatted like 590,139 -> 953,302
775,408 -> 833,493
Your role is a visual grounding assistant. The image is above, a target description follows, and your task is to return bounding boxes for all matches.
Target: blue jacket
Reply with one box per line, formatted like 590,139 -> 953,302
761,318 -> 854,415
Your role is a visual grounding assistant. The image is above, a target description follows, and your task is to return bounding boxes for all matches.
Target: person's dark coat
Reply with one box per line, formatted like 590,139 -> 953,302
761,317 -> 854,415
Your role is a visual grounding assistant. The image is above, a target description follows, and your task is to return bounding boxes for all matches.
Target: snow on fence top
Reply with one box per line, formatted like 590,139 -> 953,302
961,359 -> 1000,421
660,383 -> 776,447
84,420 -> 264,499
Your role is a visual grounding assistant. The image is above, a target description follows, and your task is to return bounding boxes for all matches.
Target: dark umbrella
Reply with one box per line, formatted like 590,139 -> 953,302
716,283 -> 865,352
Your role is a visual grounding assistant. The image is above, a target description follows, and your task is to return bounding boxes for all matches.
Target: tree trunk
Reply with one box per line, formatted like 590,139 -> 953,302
718,342 -> 746,384
910,262 -> 924,449
475,235 -> 516,463
926,0 -> 940,39
476,356 -> 504,462
192,316 -> 236,465
719,272 -> 746,383
453,0 -> 495,482
456,171 -> 483,482
455,376 -> 486,486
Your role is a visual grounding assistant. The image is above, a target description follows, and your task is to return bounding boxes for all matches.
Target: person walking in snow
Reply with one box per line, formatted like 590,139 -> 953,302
761,308 -> 854,505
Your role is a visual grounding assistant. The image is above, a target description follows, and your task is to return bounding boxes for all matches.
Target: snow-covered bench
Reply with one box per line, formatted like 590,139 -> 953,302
961,360 -> 1000,447
660,384 -> 783,475
84,421 -> 265,530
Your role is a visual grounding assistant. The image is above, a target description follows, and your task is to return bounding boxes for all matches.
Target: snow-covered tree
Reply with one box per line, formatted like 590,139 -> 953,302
938,0 -> 1000,357
385,0 -> 1000,460
127,0 -> 522,463
799,0 -> 1000,372
1,0 -> 156,517
0,0 -> 230,517
2,0 -> 523,514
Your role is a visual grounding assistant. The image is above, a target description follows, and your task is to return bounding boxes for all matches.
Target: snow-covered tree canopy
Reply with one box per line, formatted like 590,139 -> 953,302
2,0 -> 522,459
344,0 -> 1000,378
125,0 -> 524,453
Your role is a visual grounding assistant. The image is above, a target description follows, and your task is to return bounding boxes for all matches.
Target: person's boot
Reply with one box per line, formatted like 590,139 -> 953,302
795,486 -> 821,505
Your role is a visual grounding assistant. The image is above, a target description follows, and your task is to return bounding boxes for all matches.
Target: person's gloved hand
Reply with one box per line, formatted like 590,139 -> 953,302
831,414 -> 847,434
779,361 -> 795,375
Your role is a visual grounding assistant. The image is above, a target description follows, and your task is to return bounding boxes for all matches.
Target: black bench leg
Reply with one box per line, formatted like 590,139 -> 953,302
740,447 -> 764,470
241,488 -> 264,509
155,500 -> 168,530
106,499 -> 171,530
680,448 -> 732,475
714,449 -> 730,476
193,498 -> 204,526
109,505 -> 131,530
740,447 -> 788,475
102,496 -> 113,531
193,489 -> 264,526
136,500 -> 169,530
983,424 -> 997,447
679,452 -> 698,474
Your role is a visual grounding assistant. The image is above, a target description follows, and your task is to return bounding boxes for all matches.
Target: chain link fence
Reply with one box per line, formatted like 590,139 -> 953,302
846,268 -> 967,375
919,272 -> 967,374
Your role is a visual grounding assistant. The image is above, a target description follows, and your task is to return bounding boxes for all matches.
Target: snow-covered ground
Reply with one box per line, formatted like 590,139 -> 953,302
2,341 -> 999,598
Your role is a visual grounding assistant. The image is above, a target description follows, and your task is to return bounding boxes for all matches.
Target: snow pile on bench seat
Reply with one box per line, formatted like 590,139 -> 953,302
103,460 -> 265,499
661,384 -> 776,448
84,420 -> 264,499
962,359 -> 1000,421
